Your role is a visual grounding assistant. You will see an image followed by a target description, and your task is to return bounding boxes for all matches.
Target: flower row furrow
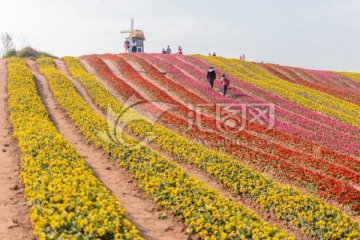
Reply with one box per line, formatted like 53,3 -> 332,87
256,63 -> 304,84
258,63 -> 360,105
41,56 -> 292,239
7,57 -> 141,239
166,54 -> 360,170
179,54 -> 360,138
64,56 -> 360,238
304,69 -> 360,94
123,53 -> 360,185
91,53 -> 360,210
216,56 -> 360,126
180,56 -> 360,155
137,54 -> 360,179
239,58 -> 360,114
337,71 -> 360,85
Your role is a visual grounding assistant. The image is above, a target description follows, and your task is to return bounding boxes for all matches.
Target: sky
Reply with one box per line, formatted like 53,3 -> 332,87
1,0 -> 360,72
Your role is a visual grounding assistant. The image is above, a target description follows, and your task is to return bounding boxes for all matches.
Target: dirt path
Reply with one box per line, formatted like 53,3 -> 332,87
90,56 -> 360,223
100,58 -> 187,119
0,59 -> 33,239
132,55 -> 330,157
63,58 -> 306,239
103,57 -> 277,159
30,58 -> 188,240
79,58 -> 162,123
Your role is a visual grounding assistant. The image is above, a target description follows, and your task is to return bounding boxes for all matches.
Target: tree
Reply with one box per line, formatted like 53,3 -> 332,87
1,32 -> 15,57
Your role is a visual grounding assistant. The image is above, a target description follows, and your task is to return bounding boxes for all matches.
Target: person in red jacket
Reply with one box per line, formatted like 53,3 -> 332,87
220,74 -> 230,96
124,38 -> 130,53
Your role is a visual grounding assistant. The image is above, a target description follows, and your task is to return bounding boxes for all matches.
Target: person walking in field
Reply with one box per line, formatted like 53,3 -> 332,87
220,74 -> 230,96
207,66 -> 216,89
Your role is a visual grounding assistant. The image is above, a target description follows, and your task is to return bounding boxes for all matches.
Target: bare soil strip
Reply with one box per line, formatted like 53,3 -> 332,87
68,58 -> 307,239
129,55 -> 321,155
26,58 -> 188,240
0,59 -> 34,240
101,57 -> 273,157
27,58 -> 187,240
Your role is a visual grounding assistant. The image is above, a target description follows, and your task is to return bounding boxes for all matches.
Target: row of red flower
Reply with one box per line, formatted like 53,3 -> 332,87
155,55 -> 360,170
141,53 -> 360,175
84,54 -> 360,212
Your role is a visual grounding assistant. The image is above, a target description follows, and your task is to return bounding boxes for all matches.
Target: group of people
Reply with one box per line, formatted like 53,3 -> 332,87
123,38 -> 137,53
207,67 -> 230,97
124,38 -> 229,96
162,45 -> 183,54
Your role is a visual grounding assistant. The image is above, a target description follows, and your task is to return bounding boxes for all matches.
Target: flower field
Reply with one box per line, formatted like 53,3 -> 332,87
2,53 -> 360,239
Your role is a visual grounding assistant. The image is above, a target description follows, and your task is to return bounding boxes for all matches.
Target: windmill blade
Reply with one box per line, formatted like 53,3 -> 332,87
120,30 -> 130,33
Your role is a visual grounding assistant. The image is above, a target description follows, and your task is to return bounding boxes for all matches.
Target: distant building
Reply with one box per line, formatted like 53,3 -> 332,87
129,29 -> 145,53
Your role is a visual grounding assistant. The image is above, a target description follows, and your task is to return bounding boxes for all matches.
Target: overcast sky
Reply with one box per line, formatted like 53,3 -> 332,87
1,0 -> 359,71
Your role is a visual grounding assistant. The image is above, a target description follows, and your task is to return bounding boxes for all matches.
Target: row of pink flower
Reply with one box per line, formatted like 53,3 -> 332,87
257,63 -> 308,85
112,54 -> 360,211
162,54 -> 360,157
304,68 -> 360,95
283,65 -> 322,85
283,64 -> 360,100
304,69 -> 353,92
177,54 -> 360,139
135,53 -> 360,181
261,64 -> 360,106
87,54 -> 360,213
282,65 -> 342,89
143,53 -> 317,151
106,53 -> 360,189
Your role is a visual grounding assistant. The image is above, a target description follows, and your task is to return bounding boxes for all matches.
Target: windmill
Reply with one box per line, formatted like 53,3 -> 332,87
121,19 -> 145,53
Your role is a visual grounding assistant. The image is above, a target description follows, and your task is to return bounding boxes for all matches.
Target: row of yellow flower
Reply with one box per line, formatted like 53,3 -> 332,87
336,71 -> 360,84
194,55 -> 360,128
38,56 -> 290,239
63,56 -> 360,239
6,57 -> 141,239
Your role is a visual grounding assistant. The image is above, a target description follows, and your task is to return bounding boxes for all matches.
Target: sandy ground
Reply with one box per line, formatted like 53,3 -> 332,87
0,59 -> 34,239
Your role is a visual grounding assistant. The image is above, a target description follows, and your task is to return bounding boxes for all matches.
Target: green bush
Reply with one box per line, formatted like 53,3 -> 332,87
2,46 -> 57,59
3,48 -> 17,58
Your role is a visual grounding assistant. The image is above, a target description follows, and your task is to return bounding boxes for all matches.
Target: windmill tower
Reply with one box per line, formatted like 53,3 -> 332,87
121,19 -> 145,53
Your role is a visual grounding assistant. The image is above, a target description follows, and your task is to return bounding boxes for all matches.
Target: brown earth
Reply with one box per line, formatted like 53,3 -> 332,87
0,59 -> 34,239
26,58 -> 188,240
